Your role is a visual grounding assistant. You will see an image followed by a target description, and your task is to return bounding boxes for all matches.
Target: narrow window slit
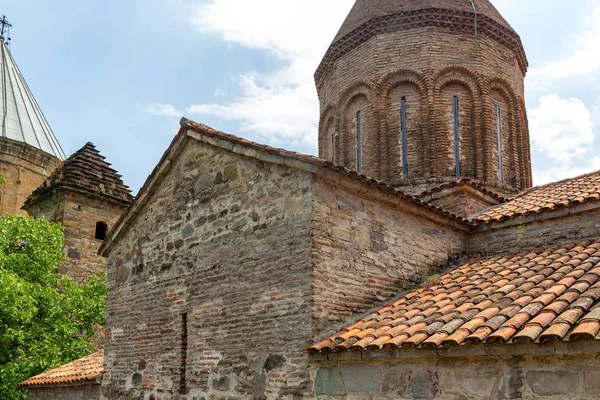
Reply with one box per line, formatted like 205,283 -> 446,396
356,111 -> 362,172
453,96 -> 460,177
496,105 -> 503,183
180,312 -> 188,394
401,97 -> 408,177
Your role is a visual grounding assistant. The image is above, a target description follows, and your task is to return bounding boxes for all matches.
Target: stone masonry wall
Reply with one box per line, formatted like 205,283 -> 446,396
103,138 -> 315,399
61,191 -> 127,284
311,176 -> 466,338
0,138 -> 61,217
311,346 -> 600,399
28,384 -> 101,400
469,208 -> 600,256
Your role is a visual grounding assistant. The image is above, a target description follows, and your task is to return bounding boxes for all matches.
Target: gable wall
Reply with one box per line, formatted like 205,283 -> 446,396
102,138 -> 316,399
311,176 -> 467,338
469,208 -> 600,256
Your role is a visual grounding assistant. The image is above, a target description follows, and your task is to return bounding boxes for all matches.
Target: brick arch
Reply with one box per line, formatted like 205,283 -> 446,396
318,104 -> 337,162
339,82 -> 373,172
433,68 -> 483,179
377,69 -> 428,183
486,78 -> 520,187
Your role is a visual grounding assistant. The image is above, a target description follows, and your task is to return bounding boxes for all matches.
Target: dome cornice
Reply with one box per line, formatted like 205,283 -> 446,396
315,7 -> 528,87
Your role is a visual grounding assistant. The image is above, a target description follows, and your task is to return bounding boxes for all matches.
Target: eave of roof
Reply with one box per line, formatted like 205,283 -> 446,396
19,351 -> 103,388
99,118 -> 471,256
307,239 -> 600,354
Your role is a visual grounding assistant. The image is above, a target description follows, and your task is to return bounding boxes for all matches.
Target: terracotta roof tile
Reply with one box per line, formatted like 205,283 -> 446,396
20,351 -> 103,387
473,169 -> 600,224
307,240 -> 600,353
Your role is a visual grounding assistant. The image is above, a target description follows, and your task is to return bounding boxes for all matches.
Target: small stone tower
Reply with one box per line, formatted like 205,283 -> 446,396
316,0 -> 532,195
23,143 -> 133,283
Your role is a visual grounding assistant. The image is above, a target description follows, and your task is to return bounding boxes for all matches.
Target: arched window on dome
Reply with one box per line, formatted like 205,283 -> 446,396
453,96 -> 460,177
400,97 -> 408,177
95,221 -> 108,241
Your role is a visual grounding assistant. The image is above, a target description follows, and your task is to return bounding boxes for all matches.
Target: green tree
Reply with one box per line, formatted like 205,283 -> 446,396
0,214 -> 106,399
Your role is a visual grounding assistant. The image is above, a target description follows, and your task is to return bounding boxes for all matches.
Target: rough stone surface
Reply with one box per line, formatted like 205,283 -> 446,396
408,370 -> 440,399
315,368 -> 347,396
341,364 -> 382,394
526,371 -> 579,396
312,352 -> 599,399
498,369 -> 524,399
27,384 -> 100,400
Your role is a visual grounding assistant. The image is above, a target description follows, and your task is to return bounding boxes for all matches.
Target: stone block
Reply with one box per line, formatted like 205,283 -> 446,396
583,370 -> 600,394
341,364 -> 382,394
381,365 -> 410,395
460,376 -> 495,398
526,371 -> 579,396
498,369 -> 524,399
408,370 -> 440,399
315,367 -> 347,396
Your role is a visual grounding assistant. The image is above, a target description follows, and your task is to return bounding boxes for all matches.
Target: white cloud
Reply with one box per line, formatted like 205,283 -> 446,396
529,1 -> 600,86
187,0 -> 354,152
528,94 -> 595,164
145,103 -> 182,118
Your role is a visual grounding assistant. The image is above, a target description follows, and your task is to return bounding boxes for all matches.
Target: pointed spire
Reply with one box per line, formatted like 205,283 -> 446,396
1,29 -> 66,159
23,142 -> 133,209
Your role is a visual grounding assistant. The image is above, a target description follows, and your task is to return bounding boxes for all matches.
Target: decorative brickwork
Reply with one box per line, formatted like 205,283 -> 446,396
317,0 -> 532,195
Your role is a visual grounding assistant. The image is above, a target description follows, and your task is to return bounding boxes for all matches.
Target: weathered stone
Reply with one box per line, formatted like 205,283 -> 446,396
341,364 -> 381,394
381,365 -> 410,395
526,371 -> 579,396
498,369 -> 524,399
583,370 -> 600,394
408,370 -> 440,399
460,376 -> 495,398
315,367 -> 346,396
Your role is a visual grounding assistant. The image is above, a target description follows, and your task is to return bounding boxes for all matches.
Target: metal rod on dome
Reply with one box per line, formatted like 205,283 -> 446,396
0,15 -> 12,38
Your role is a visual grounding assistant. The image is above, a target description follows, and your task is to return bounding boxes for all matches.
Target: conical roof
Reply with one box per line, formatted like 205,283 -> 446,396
0,36 -> 66,159
333,0 -> 515,43
316,0 -> 528,84
23,142 -> 133,209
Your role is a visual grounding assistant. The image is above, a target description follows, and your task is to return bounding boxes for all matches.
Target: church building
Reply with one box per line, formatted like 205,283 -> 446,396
18,1 -> 600,399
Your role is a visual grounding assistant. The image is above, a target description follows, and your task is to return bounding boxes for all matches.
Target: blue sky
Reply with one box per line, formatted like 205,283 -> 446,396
2,0 -> 600,194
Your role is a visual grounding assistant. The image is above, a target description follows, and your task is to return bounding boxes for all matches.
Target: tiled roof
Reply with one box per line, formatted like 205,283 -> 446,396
307,239 -> 600,353
23,142 -> 133,209
416,178 -> 507,203
472,170 -> 600,224
20,351 -> 104,387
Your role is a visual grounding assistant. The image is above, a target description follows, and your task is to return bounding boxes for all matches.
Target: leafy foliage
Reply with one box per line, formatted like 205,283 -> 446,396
0,215 -> 106,399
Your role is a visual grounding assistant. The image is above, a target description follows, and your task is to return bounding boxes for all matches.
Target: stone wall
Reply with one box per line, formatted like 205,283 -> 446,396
0,138 -> 61,217
311,343 -> 600,399
311,176 -> 466,337
26,189 -> 127,284
103,138 -> 316,399
469,207 -> 600,256
61,191 -> 127,284
28,384 -> 100,400
317,26 -> 531,194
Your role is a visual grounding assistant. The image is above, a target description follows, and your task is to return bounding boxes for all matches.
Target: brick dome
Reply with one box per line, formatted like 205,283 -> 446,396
316,0 -> 532,195
333,0 -> 515,43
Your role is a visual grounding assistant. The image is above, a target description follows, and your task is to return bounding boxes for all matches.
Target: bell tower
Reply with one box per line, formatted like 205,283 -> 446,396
315,0 -> 532,195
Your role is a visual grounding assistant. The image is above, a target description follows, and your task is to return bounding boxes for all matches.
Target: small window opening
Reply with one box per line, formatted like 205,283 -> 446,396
496,105 -> 503,183
356,111 -> 362,172
400,97 -> 408,177
95,222 -> 108,240
453,96 -> 461,177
